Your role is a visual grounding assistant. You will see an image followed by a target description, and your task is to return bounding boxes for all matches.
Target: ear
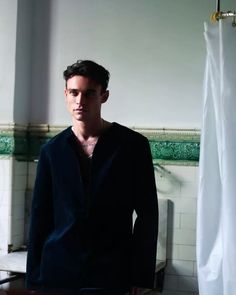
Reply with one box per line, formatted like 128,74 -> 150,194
64,88 -> 68,101
101,90 -> 109,103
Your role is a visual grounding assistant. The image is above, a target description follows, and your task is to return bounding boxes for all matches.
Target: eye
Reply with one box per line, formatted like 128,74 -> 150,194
69,89 -> 79,97
85,90 -> 96,98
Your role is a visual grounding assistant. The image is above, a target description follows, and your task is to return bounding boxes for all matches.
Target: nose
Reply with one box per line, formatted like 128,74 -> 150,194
75,92 -> 83,104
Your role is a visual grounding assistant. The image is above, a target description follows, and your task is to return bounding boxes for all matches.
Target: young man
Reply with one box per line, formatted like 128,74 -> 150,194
26,60 -> 158,295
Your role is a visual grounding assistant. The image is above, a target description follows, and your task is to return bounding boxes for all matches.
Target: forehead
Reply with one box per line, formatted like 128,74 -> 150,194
66,75 -> 101,90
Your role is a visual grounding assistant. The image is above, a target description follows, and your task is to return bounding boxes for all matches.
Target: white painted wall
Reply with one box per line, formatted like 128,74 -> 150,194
0,1 -> 18,123
29,0 -> 236,128
1,0 -> 235,127
0,0 -> 33,125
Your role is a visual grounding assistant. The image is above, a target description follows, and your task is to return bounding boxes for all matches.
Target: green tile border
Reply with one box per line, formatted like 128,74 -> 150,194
136,128 -> 200,165
0,133 -> 14,155
150,140 -> 199,162
0,125 -> 200,165
0,126 -> 28,159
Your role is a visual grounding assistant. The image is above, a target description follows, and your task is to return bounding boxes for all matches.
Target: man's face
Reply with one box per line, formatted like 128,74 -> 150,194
64,75 -> 109,123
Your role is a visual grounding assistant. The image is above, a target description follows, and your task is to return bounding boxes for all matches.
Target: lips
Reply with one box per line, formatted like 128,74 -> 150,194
74,108 -> 86,113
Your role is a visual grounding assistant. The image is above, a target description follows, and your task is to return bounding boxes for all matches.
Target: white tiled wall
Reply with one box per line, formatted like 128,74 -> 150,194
24,161 -> 37,244
0,157 -> 13,255
0,157 -> 28,254
0,157 -> 28,289
11,160 -> 28,250
27,161 -> 37,191
0,157 -> 12,288
154,165 -> 199,295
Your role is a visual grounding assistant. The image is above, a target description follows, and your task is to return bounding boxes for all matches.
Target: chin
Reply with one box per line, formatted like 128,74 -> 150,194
73,115 -> 87,122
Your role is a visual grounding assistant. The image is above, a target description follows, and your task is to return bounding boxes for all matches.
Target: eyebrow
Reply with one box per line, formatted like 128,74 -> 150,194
67,88 -> 96,92
67,88 -> 77,91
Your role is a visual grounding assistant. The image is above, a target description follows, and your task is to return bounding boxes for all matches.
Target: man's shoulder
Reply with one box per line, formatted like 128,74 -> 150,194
113,122 -> 148,143
41,126 -> 72,152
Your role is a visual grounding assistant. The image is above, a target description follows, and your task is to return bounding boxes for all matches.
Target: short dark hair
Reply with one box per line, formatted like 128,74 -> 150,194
63,60 -> 110,91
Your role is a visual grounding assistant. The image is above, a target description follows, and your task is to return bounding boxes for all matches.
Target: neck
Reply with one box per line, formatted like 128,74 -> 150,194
72,118 -> 104,141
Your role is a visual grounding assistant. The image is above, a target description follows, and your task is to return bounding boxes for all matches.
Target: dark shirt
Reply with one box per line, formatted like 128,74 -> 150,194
26,122 -> 158,293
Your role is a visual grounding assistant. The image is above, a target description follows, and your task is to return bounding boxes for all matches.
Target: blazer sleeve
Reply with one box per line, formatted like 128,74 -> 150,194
131,137 -> 159,289
26,147 -> 54,290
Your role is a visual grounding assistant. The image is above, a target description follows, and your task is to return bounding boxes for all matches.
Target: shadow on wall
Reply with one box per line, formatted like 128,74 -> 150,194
14,0 -> 33,124
28,0 -> 52,123
154,165 -> 183,196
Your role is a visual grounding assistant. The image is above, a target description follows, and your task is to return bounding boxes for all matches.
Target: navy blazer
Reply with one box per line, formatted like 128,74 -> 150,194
26,122 -> 158,292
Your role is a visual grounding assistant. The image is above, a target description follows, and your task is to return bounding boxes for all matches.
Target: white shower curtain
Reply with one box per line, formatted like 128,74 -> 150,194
197,19 -> 236,295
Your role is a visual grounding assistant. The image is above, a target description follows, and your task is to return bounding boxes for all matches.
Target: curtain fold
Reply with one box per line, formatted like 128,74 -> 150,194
197,19 -> 236,295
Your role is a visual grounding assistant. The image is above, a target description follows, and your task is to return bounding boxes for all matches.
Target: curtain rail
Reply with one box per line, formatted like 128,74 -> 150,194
216,11 -> 236,19
213,0 -> 236,25
211,11 -> 236,26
